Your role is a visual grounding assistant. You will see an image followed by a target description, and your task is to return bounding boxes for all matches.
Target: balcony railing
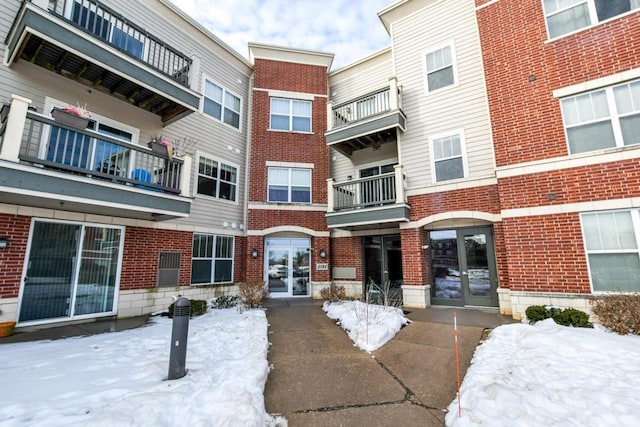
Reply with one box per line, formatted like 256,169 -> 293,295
331,87 -> 391,129
332,172 -> 397,210
48,0 -> 191,86
1,101 -> 183,194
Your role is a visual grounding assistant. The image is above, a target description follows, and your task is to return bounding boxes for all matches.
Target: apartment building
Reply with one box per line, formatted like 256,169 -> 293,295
1,0 -> 637,329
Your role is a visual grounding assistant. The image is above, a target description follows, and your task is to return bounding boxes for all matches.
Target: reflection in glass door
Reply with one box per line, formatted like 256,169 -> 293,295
265,238 -> 310,297
429,227 -> 498,307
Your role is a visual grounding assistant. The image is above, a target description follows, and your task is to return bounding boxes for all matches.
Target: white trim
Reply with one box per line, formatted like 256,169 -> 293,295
268,97 -> 312,133
400,210 -> 502,229
190,233 -> 235,285
475,0 -> 500,11
265,89 -> 318,101
553,68 -> 640,98
267,166 -> 312,204
422,40 -> 459,95
248,202 -> 327,211
266,161 -> 315,168
501,196 -> 640,218
194,152 -> 240,204
201,74 -> 243,132
330,227 -> 401,238
428,129 -> 468,183
247,226 -> 330,237
405,177 -> 498,196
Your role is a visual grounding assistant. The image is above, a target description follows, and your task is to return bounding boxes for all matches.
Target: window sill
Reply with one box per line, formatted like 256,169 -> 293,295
267,128 -> 313,135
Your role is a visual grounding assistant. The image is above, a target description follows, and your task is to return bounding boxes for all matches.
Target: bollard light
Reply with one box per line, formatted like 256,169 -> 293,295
168,297 -> 191,380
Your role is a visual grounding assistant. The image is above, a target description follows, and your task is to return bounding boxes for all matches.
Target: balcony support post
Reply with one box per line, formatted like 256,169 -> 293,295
389,77 -> 399,111
327,178 -> 335,212
394,164 -> 405,205
180,153 -> 193,197
1,95 -> 32,163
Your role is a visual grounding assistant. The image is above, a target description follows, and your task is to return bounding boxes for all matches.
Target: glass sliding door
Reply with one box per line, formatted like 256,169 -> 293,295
19,220 -> 123,324
265,238 -> 311,297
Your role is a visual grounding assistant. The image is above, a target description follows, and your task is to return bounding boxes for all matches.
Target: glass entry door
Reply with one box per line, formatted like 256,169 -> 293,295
363,235 -> 403,304
265,238 -> 310,297
429,227 -> 498,307
19,220 -> 123,324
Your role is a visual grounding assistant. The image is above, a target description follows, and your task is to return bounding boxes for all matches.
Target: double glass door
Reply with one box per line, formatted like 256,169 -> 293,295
429,227 -> 498,307
266,238 -> 310,297
19,220 -> 123,324
363,235 -> 403,304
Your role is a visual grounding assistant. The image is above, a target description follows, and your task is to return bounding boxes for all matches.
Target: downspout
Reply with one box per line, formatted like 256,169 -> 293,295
242,72 -> 255,273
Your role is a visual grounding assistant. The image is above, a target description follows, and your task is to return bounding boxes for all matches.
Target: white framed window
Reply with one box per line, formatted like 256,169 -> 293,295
543,0 -> 640,39
581,209 -> 640,292
425,44 -> 457,93
268,167 -> 311,203
203,78 -> 241,129
430,132 -> 466,182
197,155 -> 238,202
270,98 -> 312,132
561,78 -> 640,154
191,234 -> 234,284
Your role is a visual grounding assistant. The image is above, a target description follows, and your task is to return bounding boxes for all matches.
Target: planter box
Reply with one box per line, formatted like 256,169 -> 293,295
0,321 -> 16,338
51,108 -> 90,129
148,141 -> 173,159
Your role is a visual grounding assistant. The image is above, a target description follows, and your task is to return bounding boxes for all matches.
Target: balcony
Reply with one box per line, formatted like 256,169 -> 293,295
326,165 -> 410,230
5,0 -> 200,124
0,95 -> 191,221
325,78 -> 406,157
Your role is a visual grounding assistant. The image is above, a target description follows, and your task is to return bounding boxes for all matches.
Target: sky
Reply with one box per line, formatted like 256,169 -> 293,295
170,0 -> 394,70
2,302 -> 638,426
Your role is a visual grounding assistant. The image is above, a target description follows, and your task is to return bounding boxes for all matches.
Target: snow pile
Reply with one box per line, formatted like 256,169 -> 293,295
446,319 -> 640,427
0,308 -> 284,426
322,300 -> 410,352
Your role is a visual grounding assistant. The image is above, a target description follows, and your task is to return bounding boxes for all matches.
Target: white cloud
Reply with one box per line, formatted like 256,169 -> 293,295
169,0 -> 392,69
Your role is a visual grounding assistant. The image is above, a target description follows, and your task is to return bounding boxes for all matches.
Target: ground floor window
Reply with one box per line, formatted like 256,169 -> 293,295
191,234 -> 234,284
19,220 -> 123,323
581,209 -> 640,292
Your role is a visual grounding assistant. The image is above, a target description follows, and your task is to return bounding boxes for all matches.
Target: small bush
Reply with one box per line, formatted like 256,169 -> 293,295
589,294 -> 640,335
239,280 -> 267,308
212,295 -> 239,309
320,284 -> 346,302
525,305 -> 593,328
168,299 -> 207,318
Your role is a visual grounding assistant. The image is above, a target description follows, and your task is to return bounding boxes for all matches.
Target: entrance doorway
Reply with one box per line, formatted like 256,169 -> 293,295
19,220 -> 123,324
428,226 -> 498,307
363,235 -> 403,304
265,238 -> 310,298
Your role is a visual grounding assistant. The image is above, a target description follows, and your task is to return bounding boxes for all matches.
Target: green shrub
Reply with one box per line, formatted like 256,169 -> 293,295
589,294 -> 640,335
525,305 -> 593,328
168,299 -> 207,318
212,295 -> 239,309
320,284 -> 346,302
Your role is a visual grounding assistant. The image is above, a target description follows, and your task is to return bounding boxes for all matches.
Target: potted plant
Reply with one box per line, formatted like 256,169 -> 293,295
51,103 -> 92,129
148,136 -> 173,159
0,321 -> 16,338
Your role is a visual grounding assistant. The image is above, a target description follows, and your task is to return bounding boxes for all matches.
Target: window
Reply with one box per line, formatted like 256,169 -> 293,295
543,0 -> 640,39
432,134 -> 465,182
425,45 -> 456,92
268,167 -> 311,203
561,79 -> 640,154
203,79 -> 241,129
191,234 -> 234,284
581,210 -> 640,292
197,156 -> 237,201
270,98 -> 311,132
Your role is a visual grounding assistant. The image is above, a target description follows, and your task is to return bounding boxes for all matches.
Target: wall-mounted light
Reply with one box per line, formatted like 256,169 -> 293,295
251,248 -> 259,258
0,237 -> 7,249
319,249 -> 327,258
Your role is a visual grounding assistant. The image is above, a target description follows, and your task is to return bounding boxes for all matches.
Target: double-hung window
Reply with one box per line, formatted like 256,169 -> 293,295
270,98 -> 312,132
191,234 -> 234,284
425,45 -> 456,92
561,78 -> 640,154
268,167 -> 311,203
543,0 -> 640,39
431,133 -> 465,182
581,210 -> 640,292
197,156 -> 237,201
203,79 -> 241,129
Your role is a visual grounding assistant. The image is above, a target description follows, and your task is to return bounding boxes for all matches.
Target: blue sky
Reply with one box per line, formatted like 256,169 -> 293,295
172,0 -> 394,69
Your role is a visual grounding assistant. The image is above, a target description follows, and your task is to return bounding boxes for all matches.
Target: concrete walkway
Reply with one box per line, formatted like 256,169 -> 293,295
263,299 -> 515,426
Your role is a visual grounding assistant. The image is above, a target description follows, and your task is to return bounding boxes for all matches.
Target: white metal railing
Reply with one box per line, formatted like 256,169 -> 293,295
327,165 -> 406,212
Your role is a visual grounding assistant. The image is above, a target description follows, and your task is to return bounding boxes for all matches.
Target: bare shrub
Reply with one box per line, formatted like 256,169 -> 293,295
589,294 -> 640,335
239,280 -> 267,308
320,284 -> 346,302
367,279 -> 403,308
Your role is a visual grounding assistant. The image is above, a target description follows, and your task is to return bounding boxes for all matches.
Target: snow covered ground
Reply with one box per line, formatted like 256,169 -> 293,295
0,308 -> 283,426
446,319 -> 640,427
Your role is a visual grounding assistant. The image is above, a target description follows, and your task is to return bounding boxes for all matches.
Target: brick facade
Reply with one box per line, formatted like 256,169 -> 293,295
0,214 -> 30,298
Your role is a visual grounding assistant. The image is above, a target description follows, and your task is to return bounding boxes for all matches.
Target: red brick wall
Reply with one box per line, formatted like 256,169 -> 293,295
120,227 -> 192,290
248,210 -> 328,232
330,236 -> 363,282
0,214 -> 30,298
253,59 -> 328,94
493,222 -> 510,289
400,228 -> 429,286
499,160 -> 640,210
502,214 -> 590,293
476,1 -> 640,166
408,185 -> 501,221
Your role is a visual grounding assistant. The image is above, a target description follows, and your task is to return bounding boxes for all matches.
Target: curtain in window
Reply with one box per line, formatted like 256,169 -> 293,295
204,81 -> 223,118
291,169 -> 311,202
613,81 -> 640,146
562,90 -> 616,153
544,0 -> 590,38
269,168 -> 290,201
433,135 -> 463,182
426,46 -> 454,91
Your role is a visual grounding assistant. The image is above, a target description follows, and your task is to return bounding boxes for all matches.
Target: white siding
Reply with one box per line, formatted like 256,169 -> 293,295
391,0 -> 496,191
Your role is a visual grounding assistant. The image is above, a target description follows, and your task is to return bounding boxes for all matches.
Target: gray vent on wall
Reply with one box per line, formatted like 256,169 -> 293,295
157,251 -> 181,287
